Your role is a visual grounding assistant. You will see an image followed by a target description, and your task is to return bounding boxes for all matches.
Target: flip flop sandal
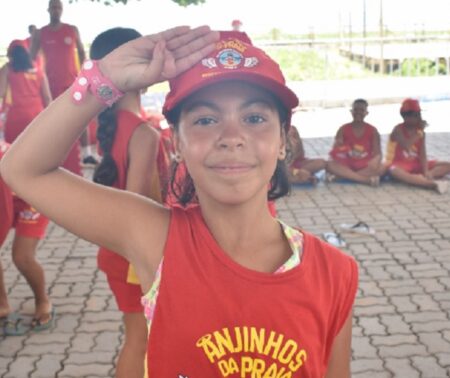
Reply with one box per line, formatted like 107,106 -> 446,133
31,307 -> 55,332
340,221 -> 375,235
323,232 -> 347,248
2,312 -> 30,336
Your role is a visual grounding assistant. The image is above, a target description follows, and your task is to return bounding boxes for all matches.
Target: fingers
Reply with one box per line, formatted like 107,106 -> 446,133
174,42 -> 217,74
170,28 -> 220,60
165,25 -> 216,50
157,25 -> 219,77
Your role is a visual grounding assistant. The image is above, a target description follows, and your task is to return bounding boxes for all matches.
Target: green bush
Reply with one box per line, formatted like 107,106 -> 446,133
400,58 -> 447,76
265,47 -> 377,81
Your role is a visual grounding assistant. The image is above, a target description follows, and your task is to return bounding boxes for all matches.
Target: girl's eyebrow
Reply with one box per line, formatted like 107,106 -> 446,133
183,97 -> 276,114
183,100 -> 220,114
241,98 -> 276,110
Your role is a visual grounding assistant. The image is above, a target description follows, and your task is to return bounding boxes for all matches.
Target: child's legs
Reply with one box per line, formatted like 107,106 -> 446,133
356,160 -> 386,178
0,260 -> 11,317
301,158 -> 327,174
0,192 -> 13,317
389,167 -> 435,188
429,161 -> 450,179
11,235 -> 51,317
12,197 -> 51,317
104,275 -> 147,378
327,160 -> 372,184
116,312 -> 148,378
289,168 -> 314,184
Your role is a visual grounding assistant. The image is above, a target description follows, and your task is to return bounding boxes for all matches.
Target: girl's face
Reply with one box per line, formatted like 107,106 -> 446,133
174,81 -> 285,206
403,112 -> 422,128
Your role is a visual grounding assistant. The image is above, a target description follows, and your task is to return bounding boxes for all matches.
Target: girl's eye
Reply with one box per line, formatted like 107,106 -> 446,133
194,117 -> 216,126
245,114 -> 266,124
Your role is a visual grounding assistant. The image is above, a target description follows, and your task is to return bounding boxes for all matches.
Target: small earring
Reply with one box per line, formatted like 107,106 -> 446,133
279,150 -> 286,159
173,153 -> 182,163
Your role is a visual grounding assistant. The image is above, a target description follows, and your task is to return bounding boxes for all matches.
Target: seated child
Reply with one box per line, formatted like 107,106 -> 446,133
286,125 -> 326,184
385,98 -> 450,194
327,98 -> 385,186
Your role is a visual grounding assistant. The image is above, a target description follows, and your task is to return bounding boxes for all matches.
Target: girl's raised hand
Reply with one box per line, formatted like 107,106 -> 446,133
99,25 -> 219,93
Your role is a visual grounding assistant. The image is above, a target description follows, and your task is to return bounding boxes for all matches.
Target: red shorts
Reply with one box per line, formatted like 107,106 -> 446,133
389,160 -> 436,174
12,197 -> 49,239
106,278 -> 144,313
97,248 -> 143,313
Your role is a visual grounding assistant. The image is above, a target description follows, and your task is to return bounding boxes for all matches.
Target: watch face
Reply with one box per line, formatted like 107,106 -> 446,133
97,84 -> 113,100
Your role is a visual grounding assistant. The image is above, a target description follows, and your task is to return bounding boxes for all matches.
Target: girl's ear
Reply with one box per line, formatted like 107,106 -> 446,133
279,126 -> 287,160
171,126 -> 183,161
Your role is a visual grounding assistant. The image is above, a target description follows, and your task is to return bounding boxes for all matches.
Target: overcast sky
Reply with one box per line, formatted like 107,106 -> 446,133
1,0 -> 450,47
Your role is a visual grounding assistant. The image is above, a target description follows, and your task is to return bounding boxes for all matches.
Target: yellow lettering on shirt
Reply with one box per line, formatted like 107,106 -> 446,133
196,326 -> 308,377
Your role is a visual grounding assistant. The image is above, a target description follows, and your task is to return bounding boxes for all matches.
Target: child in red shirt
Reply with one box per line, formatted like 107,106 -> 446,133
0,43 -> 53,332
0,141 -> 52,333
90,27 -> 164,378
386,98 -> 450,194
286,125 -> 326,184
1,27 -> 358,377
327,98 -> 385,186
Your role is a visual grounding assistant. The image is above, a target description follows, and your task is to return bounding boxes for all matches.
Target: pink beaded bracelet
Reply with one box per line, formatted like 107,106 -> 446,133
71,60 -> 123,107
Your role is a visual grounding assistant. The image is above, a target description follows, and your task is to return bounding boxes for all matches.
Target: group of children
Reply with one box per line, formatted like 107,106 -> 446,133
287,98 -> 450,194
0,20 -> 449,378
0,25 -> 359,377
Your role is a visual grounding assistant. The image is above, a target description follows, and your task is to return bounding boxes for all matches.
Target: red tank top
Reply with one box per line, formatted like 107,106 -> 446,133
4,68 -> 45,143
146,206 -> 358,377
385,123 -> 423,165
97,111 -> 162,282
340,122 -> 376,160
40,23 -> 80,97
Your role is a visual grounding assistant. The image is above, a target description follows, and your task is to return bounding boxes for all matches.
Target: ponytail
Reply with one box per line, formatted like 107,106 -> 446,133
90,27 -> 142,187
93,106 -> 118,186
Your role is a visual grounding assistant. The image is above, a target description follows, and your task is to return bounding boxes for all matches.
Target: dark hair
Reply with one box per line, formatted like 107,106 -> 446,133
400,111 -> 421,119
167,89 -> 291,206
352,98 -> 368,107
9,46 -> 33,72
91,27 -> 141,186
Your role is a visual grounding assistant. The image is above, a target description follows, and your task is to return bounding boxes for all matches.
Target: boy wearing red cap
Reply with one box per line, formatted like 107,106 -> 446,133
327,98 -> 385,186
386,98 -> 450,194
2,26 -> 357,377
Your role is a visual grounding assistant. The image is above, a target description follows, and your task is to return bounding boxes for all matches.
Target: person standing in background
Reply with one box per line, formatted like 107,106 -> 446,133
30,0 -> 98,173
25,25 -> 45,73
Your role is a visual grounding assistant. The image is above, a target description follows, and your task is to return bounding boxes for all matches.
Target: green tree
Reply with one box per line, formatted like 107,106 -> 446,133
70,0 -> 205,6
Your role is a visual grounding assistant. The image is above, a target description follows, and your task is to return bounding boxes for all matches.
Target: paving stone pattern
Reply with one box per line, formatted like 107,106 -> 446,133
0,132 -> 449,377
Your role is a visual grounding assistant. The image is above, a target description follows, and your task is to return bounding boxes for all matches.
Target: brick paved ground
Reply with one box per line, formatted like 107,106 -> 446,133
0,132 -> 449,378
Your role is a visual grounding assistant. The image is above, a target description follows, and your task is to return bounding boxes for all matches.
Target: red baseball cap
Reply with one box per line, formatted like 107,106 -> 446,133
163,36 -> 299,126
400,98 -> 421,113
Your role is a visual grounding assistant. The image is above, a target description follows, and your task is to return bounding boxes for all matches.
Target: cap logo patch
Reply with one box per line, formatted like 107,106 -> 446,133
218,48 -> 243,69
201,48 -> 259,71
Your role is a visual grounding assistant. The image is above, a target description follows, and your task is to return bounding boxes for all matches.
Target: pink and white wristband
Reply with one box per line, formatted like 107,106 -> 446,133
71,60 -> 123,107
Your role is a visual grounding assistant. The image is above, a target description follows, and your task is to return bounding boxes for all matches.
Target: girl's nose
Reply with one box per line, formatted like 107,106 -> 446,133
217,119 -> 245,149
